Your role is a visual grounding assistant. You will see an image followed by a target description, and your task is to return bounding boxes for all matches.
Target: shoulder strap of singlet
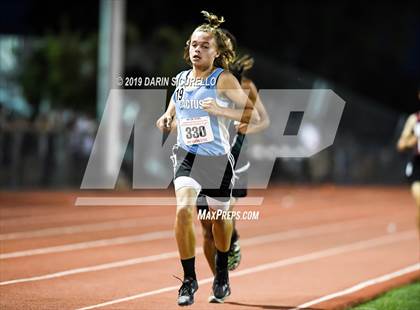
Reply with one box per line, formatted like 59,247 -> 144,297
174,69 -> 191,87
209,67 -> 224,82
183,69 -> 192,81
177,68 -> 223,88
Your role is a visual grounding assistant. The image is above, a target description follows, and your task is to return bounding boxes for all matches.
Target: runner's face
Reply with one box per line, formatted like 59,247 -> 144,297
189,31 -> 219,69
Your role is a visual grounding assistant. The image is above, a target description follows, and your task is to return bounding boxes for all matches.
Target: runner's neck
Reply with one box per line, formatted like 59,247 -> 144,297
191,66 -> 216,79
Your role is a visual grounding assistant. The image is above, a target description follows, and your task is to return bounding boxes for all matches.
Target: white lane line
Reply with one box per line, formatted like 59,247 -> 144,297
0,215 -> 370,260
0,230 -> 173,259
75,197 -> 264,206
0,251 -> 189,286
0,216 -> 173,241
0,203 -> 324,240
293,263 -> 420,310
73,231 -> 417,310
0,204 -> 346,241
0,198 -> 329,240
0,217 -> 387,285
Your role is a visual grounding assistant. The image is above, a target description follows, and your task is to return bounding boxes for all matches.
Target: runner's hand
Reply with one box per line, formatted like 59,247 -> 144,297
202,98 -> 221,116
235,122 -> 262,134
156,114 -> 173,132
235,123 -> 248,134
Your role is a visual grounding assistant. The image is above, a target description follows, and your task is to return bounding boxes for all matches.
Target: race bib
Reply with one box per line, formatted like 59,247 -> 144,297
180,116 -> 214,145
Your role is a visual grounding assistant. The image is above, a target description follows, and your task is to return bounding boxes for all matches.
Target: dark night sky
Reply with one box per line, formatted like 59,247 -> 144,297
1,0 -> 419,113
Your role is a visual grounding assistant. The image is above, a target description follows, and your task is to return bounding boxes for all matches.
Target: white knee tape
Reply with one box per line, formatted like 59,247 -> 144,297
174,176 -> 202,193
206,196 -> 230,211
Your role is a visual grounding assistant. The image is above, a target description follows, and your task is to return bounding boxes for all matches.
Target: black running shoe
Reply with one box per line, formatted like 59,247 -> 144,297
210,269 -> 230,303
176,277 -> 198,306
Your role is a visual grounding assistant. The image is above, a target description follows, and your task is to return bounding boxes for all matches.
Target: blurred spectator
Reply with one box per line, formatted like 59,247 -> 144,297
34,112 -> 58,186
68,113 -> 97,186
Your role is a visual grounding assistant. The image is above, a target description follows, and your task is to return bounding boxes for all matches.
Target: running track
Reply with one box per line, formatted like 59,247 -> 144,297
0,186 -> 419,309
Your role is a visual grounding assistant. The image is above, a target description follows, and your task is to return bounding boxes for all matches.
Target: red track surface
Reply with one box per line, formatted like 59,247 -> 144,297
0,186 -> 419,309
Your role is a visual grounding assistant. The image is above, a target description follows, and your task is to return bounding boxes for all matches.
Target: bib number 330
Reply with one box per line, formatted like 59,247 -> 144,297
180,116 -> 214,145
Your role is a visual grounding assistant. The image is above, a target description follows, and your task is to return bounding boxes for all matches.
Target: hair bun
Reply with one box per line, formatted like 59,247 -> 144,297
201,10 -> 225,28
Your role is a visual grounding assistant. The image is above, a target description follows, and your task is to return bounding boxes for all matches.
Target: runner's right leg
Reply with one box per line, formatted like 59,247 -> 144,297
175,187 -> 199,306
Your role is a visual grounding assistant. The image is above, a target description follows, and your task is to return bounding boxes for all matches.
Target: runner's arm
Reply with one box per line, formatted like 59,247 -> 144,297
202,72 -> 259,124
156,99 -> 176,131
397,114 -> 416,151
236,80 -> 270,134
